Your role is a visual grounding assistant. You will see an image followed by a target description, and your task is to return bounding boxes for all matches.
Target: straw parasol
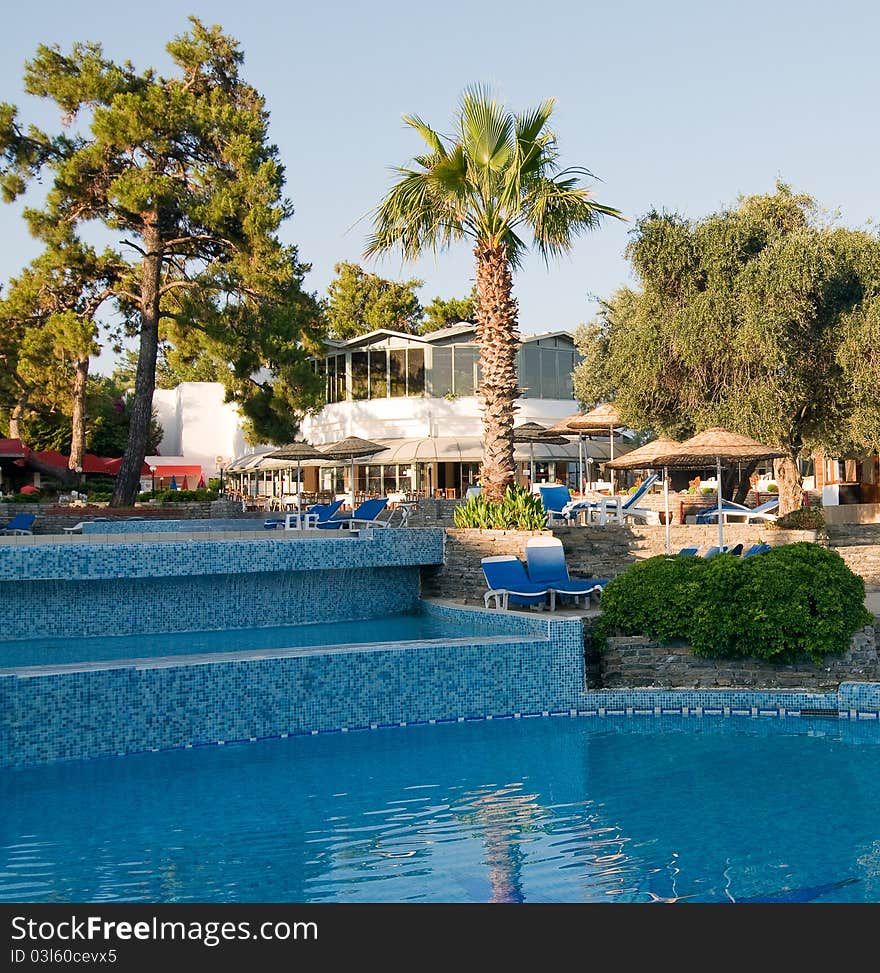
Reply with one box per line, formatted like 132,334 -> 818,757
319,437 -> 389,510
512,422 -> 570,484
267,441 -> 327,501
550,403 -> 623,493
607,437 -> 682,554
648,428 -> 786,548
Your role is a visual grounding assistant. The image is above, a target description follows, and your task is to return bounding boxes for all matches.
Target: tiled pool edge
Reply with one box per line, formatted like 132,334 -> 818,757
0,605 -> 586,768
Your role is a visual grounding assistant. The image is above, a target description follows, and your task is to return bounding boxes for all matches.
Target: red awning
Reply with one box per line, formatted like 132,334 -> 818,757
150,465 -> 203,479
25,450 -> 150,476
0,438 -> 29,459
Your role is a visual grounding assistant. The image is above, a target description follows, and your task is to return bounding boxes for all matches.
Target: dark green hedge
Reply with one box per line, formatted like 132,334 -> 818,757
595,543 -> 871,664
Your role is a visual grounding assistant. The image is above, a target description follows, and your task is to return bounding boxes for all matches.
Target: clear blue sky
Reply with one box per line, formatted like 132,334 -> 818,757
2,0 -> 878,371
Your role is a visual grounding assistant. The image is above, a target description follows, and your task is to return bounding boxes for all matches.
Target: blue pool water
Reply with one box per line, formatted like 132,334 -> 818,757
2,715 -> 879,903
0,611 -> 480,668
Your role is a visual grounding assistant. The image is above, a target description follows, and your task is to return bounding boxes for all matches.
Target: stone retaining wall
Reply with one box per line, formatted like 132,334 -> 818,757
420,525 -> 819,603
827,524 -> 880,587
597,627 -> 879,692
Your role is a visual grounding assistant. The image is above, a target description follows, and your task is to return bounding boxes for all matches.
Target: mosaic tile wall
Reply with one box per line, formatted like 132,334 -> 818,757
1,608 -> 586,766
0,567 -> 421,639
0,528 -> 446,581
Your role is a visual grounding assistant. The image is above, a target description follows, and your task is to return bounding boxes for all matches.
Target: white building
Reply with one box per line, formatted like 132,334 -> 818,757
150,382 -> 245,483
152,325 -> 620,499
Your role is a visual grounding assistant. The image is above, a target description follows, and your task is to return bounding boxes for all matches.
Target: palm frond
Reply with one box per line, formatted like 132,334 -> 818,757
526,177 -> 624,263
402,114 -> 447,157
459,84 -> 513,173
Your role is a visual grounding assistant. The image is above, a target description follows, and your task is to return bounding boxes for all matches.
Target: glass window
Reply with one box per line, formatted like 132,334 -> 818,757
453,346 -> 478,396
518,345 -> 541,398
369,349 -> 387,399
350,351 -> 369,401
430,346 -> 453,397
389,349 -> 407,397
406,348 -> 425,396
539,347 -> 558,399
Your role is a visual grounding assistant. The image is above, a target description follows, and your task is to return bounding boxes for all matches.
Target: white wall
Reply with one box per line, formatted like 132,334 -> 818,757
152,383 -> 246,474
300,396 -> 577,445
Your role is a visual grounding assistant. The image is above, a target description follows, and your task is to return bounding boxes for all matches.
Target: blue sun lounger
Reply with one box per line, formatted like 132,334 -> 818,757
317,497 -> 389,529
524,536 -> 608,603
481,555 -> 556,610
1,512 -> 35,535
563,473 -> 660,525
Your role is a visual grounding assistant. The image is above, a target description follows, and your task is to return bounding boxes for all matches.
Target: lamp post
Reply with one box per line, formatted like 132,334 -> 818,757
150,465 -> 156,495
216,456 -> 229,495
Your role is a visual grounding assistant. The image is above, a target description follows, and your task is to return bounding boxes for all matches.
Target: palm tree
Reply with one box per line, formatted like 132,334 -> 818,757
366,85 -> 622,501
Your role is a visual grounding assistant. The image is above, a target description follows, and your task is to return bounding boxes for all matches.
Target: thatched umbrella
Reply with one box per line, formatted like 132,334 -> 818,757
648,428 -> 786,548
512,422 -> 570,484
607,437 -> 682,554
319,437 -> 389,510
267,441 -> 326,501
550,403 -> 623,493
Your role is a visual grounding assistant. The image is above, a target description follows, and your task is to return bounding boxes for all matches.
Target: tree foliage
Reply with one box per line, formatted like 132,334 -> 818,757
573,184 -> 880,513
324,262 -> 423,338
422,287 -> 477,332
0,17 -> 322,504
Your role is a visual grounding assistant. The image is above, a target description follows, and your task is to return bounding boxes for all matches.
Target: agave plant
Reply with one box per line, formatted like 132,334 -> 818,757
453,484 -> 548,530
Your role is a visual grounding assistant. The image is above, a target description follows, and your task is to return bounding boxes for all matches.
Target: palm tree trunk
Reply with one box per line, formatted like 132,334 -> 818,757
474,242 -> 520,502
111,212 -> 162,507
68,354 -> 89,473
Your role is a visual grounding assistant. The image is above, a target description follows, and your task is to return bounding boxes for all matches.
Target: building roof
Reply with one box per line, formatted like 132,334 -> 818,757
320,323 -> 576,351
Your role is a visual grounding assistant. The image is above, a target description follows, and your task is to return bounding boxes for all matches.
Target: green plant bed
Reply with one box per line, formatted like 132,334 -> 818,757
594,543 -> 871,664
153,489 -> 219,503
453,484 -> 547,530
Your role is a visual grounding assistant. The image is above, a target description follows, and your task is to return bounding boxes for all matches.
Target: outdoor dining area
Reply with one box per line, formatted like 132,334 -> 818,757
221,412 -> 786,543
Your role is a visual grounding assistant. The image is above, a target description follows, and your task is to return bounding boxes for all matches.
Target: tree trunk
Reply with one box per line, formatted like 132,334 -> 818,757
774,454 -> 803,516
724,460 -> 758,505
8,402 -> 24,440
68,355 -> 89,473
111,213 -> 162,507
474,243 -> 520,503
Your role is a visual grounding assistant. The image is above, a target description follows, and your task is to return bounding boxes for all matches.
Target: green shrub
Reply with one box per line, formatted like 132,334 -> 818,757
1,492 -> 41,503
595,543 -> 870,664
771,506 -> 825,530
83,490 -> 113,502
154,488 -> 218,503
137,491 -> 156,502
595,555 -> 709,644
453,484 -> 548,530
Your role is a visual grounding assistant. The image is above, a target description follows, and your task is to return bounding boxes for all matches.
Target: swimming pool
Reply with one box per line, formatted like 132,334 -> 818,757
3,714 -> 878,903
0,609 -> 483,668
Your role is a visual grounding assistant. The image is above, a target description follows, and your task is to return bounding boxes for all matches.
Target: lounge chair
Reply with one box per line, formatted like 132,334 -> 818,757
307,499 -> 345,528
563,473 -> 660,525
743,543 -> 772,557
537,485 -> 575,526
1,512 -> 35,535
695,498 -> 779,524
317,497 -> 389,530
677,547 -> 700,557
524,536 -> 608,604
481,555 -> 556,610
